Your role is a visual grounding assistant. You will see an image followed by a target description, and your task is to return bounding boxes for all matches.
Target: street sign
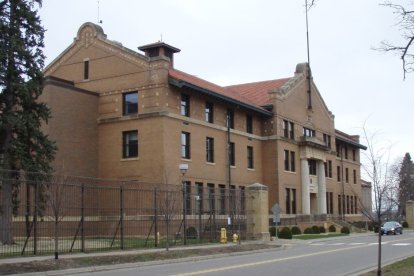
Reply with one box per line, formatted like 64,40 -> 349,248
271,203 -> 281,223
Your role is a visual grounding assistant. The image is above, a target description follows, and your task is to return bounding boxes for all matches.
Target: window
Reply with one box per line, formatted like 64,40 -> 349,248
247,146 -> 254,169
185,181 -> 191,215
337,166 -> 341,182
207,183 -> 215,213
338,195 -> 342,215
326,192 -> 334,214
123,92 -> 138,115
283,120 -> 289,138
285,188 -> 297,214
284,150 -> 289,171
181,94 -> 190,117
336,144 -> 341,157
219,184 -> 226,215
353,169 -> 357,184
346,195 -> 350,214
246,114 -> 253,134
309,159 -> 317,175
229,142 -> 235,166
122,130 -> 138,158
84,60 -> 89,80
344,146 -> 348,159
303,127 -> 315,137
227,109 -> 234,129
345,168 -> 349,183
352,149 -> 356,161
354,196 -> 358,213
205,102 -> 214,123
230,185 -> 236,211
283,120 -> 294,139
181,132 -> 190,159
206,137 -> 214,163
196,183 -> 203,214
324,161 -> 332,178
284,150 -> 296,172
290,151 -> 296,172
323,134 -> 331,148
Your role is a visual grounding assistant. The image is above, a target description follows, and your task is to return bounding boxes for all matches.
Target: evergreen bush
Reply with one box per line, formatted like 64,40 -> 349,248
341,226 -> 350,234
319,226 -> 326,233
278,227 -> 292,239
311,225 -> 320,234
291,226 -> 302,235
328,225 -> 336,232
402,221 -> 409,228
304,227 -> 313,234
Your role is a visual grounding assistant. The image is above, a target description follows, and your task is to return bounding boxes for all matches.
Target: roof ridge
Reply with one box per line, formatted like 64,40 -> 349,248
226,77 -> 291,88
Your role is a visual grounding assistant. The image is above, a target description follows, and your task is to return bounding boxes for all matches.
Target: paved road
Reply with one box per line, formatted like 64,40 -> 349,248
72,232 -> 414,276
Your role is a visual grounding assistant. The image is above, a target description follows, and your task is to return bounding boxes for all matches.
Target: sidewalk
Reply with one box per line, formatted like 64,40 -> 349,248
0,231 -> 377,265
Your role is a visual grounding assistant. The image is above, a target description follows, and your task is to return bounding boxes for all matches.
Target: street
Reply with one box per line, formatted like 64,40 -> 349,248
80,232 -> 414,276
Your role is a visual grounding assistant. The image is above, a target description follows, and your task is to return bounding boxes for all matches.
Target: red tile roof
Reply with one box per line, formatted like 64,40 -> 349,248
169,69 -> 268,111
169,69 -> 290,111
226,78 -> 290,106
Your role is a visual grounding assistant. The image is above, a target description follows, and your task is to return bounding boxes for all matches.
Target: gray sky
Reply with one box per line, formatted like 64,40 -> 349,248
39,0 -> 414,163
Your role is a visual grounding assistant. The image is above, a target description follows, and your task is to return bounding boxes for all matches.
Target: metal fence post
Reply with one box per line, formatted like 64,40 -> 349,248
120,185 -> 124,250
154,188 -> 158,247
34,181 -> 38,255
81,184 -> 85,252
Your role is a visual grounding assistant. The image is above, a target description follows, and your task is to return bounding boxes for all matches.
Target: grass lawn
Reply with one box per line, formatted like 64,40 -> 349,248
361,256 -> 414,276
292,233 -> 348,240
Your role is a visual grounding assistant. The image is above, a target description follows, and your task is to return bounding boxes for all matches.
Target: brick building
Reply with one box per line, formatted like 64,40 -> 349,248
41,22 -> 366,220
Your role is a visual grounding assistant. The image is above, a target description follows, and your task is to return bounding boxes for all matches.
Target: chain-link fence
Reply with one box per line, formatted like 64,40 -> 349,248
0,170 -> 246,257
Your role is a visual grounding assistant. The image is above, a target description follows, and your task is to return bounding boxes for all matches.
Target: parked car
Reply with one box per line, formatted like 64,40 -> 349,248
381,221 -> 403,235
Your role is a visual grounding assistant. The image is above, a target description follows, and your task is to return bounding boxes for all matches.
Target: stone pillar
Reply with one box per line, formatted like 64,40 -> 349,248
301,159 -> 310,215
317,160 -> 327,214
406,200 -> 414,229
246,183 -> 270,241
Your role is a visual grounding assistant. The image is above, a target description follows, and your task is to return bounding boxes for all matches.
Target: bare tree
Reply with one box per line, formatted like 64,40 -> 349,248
157,186 -> 181,251
379,1 -> 414,79
43,175 -> 71,260
360,124 -> 399,276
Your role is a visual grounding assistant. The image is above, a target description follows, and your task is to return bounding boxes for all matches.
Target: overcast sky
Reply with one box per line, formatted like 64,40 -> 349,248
39,0 -> 413,163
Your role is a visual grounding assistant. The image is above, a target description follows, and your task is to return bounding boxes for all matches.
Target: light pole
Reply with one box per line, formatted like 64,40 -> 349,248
179,163 -> 188,245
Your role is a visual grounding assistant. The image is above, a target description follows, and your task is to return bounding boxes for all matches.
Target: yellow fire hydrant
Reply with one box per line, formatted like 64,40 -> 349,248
220,228 -> 227,243
232,233 -> 238,243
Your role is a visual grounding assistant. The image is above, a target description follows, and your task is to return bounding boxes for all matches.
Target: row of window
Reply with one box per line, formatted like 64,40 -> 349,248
122,130 -> 255,169
338,194 -> 358,215
182,132 -> 254,168
182,94 -> 253,134
285,189 -> 357,215
336,144 -> 357,161
183,182 -> 245,215
283,120 -> 333,149
336,166 -> 358,184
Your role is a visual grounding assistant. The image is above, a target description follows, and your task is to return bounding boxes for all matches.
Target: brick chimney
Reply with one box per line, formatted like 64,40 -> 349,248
138,42 -> 180,68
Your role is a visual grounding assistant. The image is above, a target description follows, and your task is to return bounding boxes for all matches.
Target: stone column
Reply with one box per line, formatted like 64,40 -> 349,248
317,160 -> 327,214
406,200 -> 414,229
301,158 -> 310,215
246,183 -> 270,241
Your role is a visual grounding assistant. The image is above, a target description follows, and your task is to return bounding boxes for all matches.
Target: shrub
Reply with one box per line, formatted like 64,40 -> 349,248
341,226 -> 350,234
291,226 -> 302,235
278,227 -> 292,239
311,225 -> 320,234
328,225 -> 336,232
304,227 -> 313,234
402,221 -> 409,228
319,226 -> 326,233
373,225 -> 379,233
186,227 -> 198,239
368,224 -> 374,231
269,226 -> 276,237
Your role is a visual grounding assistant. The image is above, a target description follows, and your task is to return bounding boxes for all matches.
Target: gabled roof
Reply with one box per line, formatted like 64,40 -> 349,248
226,78 -> 291,106
169,69 -> 273,116
335,129 -> 367,150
